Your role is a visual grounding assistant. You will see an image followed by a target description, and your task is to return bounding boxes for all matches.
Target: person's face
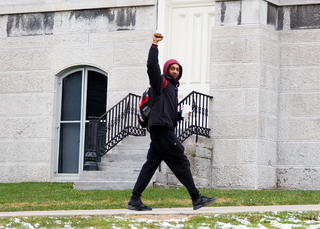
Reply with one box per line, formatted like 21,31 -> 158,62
168,64 -> 180,79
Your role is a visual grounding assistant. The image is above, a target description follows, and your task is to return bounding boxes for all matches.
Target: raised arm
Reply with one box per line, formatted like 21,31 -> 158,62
147,33 -> 164,92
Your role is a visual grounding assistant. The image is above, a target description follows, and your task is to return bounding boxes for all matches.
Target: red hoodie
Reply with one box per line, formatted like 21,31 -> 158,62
163,59 -> 183,82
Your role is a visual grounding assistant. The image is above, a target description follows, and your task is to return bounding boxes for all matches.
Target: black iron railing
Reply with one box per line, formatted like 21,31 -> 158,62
176,91 -> 213,143
98,93 -> 145,156
84,91 -> 213,170
83,93 -> 144,170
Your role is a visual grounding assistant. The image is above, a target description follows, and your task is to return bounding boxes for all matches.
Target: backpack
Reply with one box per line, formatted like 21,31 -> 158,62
138,76 -> 167,128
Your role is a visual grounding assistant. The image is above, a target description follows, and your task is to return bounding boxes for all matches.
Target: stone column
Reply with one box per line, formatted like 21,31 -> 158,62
210,0 -> 279,189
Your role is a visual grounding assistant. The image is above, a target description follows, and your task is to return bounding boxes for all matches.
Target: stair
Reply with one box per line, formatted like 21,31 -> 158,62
74,133 -> 155,190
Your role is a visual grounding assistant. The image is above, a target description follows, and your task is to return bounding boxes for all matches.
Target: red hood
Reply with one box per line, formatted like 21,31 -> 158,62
163,59 -> 183,81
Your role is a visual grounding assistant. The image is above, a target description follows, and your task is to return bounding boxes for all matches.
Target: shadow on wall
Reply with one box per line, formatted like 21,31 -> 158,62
6,7 -> 137,37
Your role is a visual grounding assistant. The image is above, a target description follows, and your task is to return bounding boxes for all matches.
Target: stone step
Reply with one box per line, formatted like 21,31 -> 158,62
74,181 -> 137,190
98,163 -> 144,172
79,171 -> 141,181
76,134 -> 153,190
109,135 -> 150,154
75,172 -> 155,190
101,153 -> 147,162
99,153 -> 146,171
98,164 -> 144,172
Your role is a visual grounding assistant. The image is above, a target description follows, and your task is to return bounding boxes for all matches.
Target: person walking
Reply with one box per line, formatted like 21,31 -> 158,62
126,33 -> 217,211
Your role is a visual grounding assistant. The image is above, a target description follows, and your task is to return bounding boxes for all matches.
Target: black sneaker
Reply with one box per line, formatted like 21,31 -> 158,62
126,199 -> 152,211
192,195 -> 217,210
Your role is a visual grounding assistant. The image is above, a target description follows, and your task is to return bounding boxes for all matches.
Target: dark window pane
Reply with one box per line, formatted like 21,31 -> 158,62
58,123 -> 80,173
61,71 -> 82,121
86,71 -> 107,119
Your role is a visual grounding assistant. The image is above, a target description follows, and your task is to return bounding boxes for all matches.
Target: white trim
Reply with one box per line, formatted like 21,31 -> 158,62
79,69 -> 87,175
171,0 -> 216,7
269,0 -> 320,6
0,0 -> 156,15
53,68 -> 84,178
215,0 -> 320,6
53,66 -> 108,181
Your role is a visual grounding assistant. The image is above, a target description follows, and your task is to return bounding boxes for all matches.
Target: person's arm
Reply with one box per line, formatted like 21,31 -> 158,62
147,33 -> 164,93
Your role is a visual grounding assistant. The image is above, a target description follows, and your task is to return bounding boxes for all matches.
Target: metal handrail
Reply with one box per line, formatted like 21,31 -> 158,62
96,93 -> 145,158
84,91 -> 213,170
176,91 -> 213,143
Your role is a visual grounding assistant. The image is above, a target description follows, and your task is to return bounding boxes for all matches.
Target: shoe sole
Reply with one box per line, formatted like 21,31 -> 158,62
126,205 -> 152,211
193,197 -> 218,210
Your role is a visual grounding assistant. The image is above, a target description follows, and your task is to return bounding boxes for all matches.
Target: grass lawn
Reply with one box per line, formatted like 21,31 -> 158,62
0,211 -> 320,228
0,182 -> 320,212
0,182 -> 320,228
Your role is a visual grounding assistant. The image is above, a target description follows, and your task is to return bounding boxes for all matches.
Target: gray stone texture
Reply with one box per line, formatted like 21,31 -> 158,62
211,63 -> 260,89
278,142 -> 320,166
215,1 -> 242,26
277,167 -> 320,190
0,164 -> 51,183
0,4 -> 157,184
211,1 -> 279,190
211,0 -> 320,190
0,0 -> 157,16
0,139 -> 52,163
210,114 -> 258,138
6,7 -> 154,37
257,166 -> 277,189
280,68 -> 320,92
279,25 -> 320,192
0,71 -> 55,93
212,165 -> 257,189
1,0 -> 320,191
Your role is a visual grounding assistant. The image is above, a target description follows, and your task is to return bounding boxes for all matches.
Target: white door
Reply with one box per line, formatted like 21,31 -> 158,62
158,0 -> 215,98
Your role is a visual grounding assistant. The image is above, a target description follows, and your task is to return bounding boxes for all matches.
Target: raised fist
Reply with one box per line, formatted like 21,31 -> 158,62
153,33 -> 164,45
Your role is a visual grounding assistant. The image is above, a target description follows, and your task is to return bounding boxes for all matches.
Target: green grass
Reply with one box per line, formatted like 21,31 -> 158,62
0,182 -> 320,212
0,182 -> 320,228
0,211 -> 320,228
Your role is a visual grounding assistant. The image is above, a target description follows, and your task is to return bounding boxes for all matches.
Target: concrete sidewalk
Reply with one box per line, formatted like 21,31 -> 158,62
0,205 -> 320,218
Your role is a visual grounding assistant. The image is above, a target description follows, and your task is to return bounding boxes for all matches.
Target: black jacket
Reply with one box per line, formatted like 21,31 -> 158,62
147,46 -> 182,129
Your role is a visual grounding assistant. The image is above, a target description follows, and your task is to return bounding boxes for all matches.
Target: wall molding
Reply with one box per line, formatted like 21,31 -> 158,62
0,0 -> 156,15
268,0 -> 320,6
215,0 -> 320,6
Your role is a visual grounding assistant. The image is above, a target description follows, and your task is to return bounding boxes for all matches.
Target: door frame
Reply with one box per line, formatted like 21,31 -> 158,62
52,66 -> 108,181
157,0 -> 215,98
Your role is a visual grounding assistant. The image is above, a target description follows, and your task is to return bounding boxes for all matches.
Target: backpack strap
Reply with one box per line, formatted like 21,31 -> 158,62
161,76 -> 167,88
150,76 -> 167,108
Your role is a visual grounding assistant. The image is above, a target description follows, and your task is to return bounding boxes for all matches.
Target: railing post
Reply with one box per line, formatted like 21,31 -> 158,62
83,116 -> 99,171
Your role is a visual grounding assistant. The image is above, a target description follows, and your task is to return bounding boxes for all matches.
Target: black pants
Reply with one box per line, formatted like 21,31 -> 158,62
131,126 -> 199,200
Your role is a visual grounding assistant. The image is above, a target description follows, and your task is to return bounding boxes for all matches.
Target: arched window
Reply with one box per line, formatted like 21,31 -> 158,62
54,67 -> 107,176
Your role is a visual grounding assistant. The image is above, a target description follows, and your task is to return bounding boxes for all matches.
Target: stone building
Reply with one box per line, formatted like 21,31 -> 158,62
0,0 -> 319,190
211,0 -> 320,190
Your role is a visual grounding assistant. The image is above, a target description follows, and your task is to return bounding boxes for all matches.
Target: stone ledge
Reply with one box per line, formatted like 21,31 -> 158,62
0,0 -> 156,15
215,0 -> 320,6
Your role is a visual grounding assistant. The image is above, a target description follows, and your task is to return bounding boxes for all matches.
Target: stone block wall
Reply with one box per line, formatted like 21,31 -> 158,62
277,28 -> 320,190
0,2 -> 156,182
270,2 -> 320,190
210,24 -> 278,189
212,0 -> 320,190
